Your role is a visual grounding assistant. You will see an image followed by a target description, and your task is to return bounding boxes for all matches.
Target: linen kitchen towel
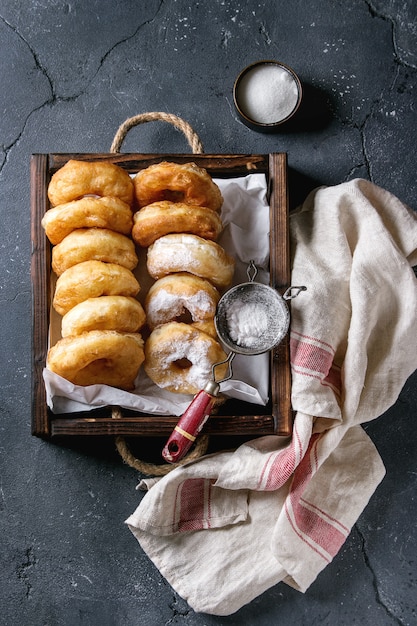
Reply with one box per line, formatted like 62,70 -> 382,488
126,179 -> 417,615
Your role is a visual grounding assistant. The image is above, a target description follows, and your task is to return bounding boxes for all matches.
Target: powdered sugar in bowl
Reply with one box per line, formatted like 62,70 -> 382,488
233,60 -> 302,132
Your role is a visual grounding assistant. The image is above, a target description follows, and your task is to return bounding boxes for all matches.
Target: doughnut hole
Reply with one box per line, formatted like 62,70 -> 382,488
160,189 -> 185,202
173,357 -> 193,370
174,309 -> 193,325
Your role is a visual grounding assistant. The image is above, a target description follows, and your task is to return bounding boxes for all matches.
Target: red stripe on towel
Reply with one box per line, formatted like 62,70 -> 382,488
285,434 -> 348,560
175,478 -> 211,532
290,335 -> 334,376
258,423 -> 307,491
290,332 -> 342,396
291,330 -> 335,352
299,497 -> 350,534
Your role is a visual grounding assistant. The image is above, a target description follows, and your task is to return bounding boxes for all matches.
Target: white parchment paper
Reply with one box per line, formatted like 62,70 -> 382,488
43,173 -> 271,416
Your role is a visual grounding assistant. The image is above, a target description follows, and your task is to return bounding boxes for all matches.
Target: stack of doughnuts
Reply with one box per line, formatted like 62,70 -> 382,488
43,160 -> 146,390
43,159 -> 235,400
132,161 -> 235,395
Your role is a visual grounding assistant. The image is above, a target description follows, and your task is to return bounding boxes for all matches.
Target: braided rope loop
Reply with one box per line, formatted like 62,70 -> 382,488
110,111 -> 204,154
112,408 -> 209,476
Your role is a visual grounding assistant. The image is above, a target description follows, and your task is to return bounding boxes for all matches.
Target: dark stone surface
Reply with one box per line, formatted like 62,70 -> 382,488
1,1 -> 416,624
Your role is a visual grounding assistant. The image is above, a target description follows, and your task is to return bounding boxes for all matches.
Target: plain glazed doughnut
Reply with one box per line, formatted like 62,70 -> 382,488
41,196 -> 133,245
144,322 -> 228,395
51,228 -> 138,276
132,201 -> 223,247
53,260 -> 140,316
147,233 -> 235,289
61,296 -> 146,337
47,330 -> 145,390
48,159 -> 134,207
145,273 -> 219,330
133,161 -> 223,211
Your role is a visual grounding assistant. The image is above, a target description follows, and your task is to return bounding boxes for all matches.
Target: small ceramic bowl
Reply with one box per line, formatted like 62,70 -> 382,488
233,60 -> 302,132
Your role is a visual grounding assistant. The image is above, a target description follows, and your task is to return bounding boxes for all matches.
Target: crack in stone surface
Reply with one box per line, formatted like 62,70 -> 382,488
16,546 -> 37,599
307,1 -> 414,185
364,0 -> 417,69
161,584 -> 190,625
344,162 -> 367,182
359,60 -> 405,184
332,2 -> 412,184
0,291 -> 31,306
360,118 -> 373,181
355,524 -> 405,625
0,13 -> 54,96
329,102 -> 372,181
333,71 -> 400,184
0,1 -> 165,170
259,22 -> 272,46
0,13 -> 54,171
90,0 -> 165,83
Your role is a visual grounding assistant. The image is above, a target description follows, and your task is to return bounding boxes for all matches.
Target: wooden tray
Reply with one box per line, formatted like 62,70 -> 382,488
31,153 -> 292,439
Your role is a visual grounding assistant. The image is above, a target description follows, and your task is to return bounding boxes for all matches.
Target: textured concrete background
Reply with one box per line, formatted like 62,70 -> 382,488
1,1 -> 416,624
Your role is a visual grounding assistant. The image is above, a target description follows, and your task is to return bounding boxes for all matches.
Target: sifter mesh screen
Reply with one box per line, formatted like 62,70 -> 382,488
215,282 -> 290,356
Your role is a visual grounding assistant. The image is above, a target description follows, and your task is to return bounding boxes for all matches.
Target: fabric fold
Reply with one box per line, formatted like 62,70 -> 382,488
126,179 -> 417,615
126,452 -> 249,536
272,423 -> 385,593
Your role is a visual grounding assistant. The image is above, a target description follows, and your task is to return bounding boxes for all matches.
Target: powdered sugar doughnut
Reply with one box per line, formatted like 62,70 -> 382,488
133,161 -> 223,211
147,234 -> 235,289
145,273 -> 219,330
144,322 -> 228,395
191,319 -> 217,338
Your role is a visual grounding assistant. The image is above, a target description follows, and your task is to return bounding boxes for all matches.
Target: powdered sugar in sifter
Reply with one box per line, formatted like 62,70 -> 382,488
162,261 -> 306,463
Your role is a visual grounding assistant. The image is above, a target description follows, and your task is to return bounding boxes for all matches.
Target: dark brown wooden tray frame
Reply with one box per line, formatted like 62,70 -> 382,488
31,152 -> 292,439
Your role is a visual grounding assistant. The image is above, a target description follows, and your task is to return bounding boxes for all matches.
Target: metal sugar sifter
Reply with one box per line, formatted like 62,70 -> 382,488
162,261 -> 306,463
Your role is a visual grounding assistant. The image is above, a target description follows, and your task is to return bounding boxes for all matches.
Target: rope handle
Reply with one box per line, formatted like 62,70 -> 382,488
110,112 -> 206,476
113,409 -> 210,477
110,111 -> 204,154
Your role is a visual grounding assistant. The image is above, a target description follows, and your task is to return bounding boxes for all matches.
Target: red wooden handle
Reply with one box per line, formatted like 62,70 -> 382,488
162,390 -> 216,463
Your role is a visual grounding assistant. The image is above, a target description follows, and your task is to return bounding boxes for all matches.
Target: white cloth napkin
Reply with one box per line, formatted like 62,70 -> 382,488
126,179 -> 417,615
